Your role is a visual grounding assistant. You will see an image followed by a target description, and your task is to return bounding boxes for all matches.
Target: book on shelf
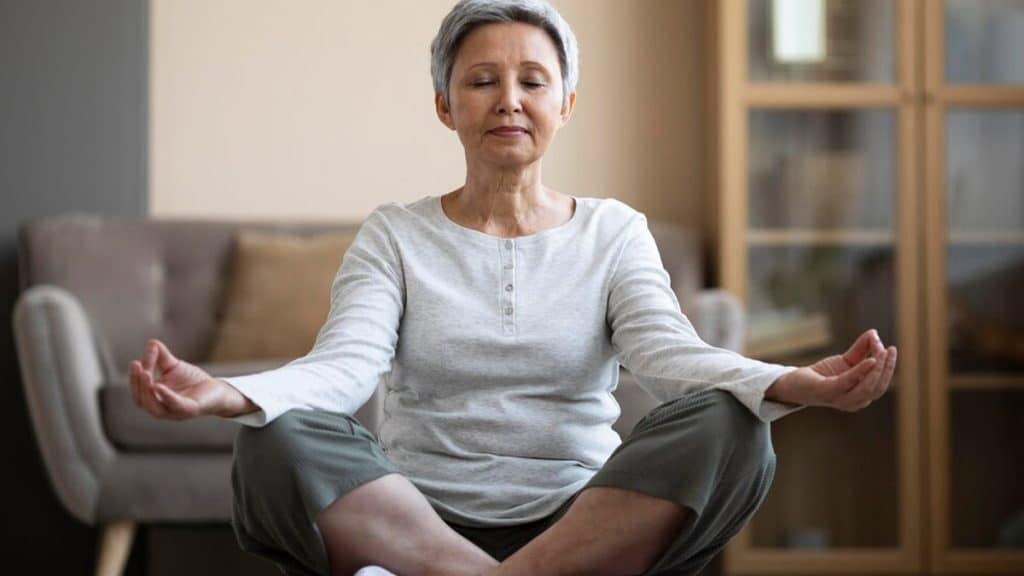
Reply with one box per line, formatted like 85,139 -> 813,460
745,308 -> 833,360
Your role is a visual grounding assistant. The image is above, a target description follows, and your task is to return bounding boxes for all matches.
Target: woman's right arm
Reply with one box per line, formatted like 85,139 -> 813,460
214,208 -> 406,427
133,208 -> 405,427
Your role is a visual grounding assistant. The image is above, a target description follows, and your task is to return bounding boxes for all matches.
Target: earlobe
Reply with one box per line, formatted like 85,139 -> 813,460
434,92 -> 456,131
560,92 -> 577,125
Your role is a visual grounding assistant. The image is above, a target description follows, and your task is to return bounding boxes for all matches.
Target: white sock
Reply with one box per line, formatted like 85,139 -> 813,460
354,566 -> 398,576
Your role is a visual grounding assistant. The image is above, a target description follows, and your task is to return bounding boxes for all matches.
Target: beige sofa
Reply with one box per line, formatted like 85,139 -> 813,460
11,212 -> 745,576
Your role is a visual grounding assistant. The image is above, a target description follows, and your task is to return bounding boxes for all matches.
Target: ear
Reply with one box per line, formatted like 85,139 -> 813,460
559,91 -> 577,127
435,92 -> 456,131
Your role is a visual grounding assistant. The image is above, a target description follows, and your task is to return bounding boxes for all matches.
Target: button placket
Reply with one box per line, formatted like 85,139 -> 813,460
501,238 -> 516,334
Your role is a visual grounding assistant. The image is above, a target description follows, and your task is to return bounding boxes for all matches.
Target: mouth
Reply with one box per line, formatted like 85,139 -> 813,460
488,127 -> 528,137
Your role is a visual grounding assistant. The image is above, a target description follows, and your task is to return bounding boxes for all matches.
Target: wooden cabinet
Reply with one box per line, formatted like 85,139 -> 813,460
708,1 -> 1023,573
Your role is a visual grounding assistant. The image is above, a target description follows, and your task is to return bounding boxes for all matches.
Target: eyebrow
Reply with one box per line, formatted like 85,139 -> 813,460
466,61 -> 551,72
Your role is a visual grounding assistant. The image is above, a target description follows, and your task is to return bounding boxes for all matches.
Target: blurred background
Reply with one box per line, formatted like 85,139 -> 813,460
1,0 -> 1021,574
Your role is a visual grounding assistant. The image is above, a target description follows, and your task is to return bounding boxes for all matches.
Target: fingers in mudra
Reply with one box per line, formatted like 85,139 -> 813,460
846,329 -> 884,364
844,329 -> 873,364
839,345 -> 897,412
830,357 -> 877,411
132,338 -> 214,420
131,359 -> 168,418
131,339 -> 181,418
873,345 -> 897,396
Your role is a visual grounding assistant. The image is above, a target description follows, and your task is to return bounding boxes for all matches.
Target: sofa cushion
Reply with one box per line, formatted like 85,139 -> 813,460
100,359 -> 290,452
208,231 -> 356,362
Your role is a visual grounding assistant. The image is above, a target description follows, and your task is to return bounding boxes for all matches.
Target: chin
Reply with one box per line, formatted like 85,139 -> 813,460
479,150 -> 543,169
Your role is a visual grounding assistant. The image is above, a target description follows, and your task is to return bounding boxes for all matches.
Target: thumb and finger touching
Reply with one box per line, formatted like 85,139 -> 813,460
142,338 -> 179,380
136,363 -> 170,418
135,338 -> 201,419
152,338 -> 180,373
843,329 -> 879,366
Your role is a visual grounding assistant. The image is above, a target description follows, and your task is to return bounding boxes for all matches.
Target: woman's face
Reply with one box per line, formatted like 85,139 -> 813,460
436,22 -> 576,170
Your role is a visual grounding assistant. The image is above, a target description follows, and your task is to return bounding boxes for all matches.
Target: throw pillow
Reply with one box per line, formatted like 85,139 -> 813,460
208,230 -> 356,362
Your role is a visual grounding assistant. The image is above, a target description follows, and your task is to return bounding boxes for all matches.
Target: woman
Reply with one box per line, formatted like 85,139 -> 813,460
130,1 -> 898,575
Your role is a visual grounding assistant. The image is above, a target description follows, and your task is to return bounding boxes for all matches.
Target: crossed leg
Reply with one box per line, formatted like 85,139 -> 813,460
279,390 -> 768,576
316,473 -> 498,576
316,474 -> 690,576
487,486 -> 692,576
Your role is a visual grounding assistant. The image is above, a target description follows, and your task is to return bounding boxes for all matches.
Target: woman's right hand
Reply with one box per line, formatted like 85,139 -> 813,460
130,338 -> 251,420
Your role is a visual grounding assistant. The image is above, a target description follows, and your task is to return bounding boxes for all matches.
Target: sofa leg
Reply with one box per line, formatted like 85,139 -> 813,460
95,520 -> 136,576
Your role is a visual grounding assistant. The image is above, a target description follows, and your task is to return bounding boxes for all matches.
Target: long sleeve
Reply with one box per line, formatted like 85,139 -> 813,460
607,213 -> 805,423
222,208 -> 405,427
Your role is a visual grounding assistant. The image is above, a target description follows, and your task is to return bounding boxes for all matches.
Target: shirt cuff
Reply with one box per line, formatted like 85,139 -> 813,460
228,408 -> 269,427
713,364 -> 806,424
220,375 -> 284,428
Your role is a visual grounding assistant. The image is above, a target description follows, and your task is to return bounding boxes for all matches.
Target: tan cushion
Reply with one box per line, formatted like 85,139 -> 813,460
208,231 -> 356,362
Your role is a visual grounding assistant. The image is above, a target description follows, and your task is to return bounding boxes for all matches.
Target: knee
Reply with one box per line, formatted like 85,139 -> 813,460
234,409 -> 309,470
231,413 -> 313,558
702,390 -> 774,478
233,409 -> 350,497
232,409 -> 368,485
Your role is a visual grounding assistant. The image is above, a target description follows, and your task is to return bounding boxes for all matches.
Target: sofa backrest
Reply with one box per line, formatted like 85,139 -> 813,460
18,212 -> 702,378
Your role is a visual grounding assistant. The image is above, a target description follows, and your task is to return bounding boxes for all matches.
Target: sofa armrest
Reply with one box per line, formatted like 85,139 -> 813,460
692,288 -> 745,353
12,284 -> 117,525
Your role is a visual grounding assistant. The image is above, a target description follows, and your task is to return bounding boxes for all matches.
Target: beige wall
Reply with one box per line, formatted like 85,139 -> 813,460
150,0 -> 706,229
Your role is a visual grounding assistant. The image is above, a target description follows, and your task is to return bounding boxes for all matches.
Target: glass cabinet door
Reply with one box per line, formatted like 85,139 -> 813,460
926,1 -> 1024,572
747,0 -> 896,83
745,109 -> 901,551
942,109 -> 1024,552
720,1 -> 922,573
944,0 -> 1024,86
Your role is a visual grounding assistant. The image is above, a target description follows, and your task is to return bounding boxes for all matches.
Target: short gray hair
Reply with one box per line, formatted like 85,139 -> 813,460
430,0 -> 579,109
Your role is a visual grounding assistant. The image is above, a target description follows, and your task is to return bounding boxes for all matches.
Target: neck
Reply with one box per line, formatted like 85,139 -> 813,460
452,161 -> 560,236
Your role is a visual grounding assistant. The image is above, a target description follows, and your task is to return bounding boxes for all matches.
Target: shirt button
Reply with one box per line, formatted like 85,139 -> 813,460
504,240 -> 513,249
505,306 -> 514,315
505,284 -> 513,291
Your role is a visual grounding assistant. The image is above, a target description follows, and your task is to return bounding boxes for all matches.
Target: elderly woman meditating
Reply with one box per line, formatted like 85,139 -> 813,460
129,0 -> 898,574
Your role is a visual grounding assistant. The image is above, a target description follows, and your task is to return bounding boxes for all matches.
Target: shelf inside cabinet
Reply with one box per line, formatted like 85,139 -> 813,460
948,375 -> 1024,390
748,228 -> 894,246
948,229 -> 1024,246
746,229 -> 1024,247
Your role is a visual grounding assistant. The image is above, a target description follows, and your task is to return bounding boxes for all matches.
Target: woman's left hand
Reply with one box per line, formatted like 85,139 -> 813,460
767,329 -> 898,413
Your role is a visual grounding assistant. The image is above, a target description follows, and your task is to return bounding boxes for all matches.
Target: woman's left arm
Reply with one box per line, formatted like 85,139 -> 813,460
607,213 -> 897,423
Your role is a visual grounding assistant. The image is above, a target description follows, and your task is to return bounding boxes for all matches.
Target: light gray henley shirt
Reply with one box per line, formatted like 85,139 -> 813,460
222,194 -> 804,526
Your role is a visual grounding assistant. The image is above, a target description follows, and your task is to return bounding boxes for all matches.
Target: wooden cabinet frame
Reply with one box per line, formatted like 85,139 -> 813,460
709,0 -> 1023,573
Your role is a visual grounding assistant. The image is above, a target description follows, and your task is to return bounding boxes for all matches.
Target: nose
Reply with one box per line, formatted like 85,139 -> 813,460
495,81 -> 522,115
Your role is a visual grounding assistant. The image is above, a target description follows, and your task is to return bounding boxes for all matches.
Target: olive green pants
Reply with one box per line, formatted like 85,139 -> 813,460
231,388 -> 776,576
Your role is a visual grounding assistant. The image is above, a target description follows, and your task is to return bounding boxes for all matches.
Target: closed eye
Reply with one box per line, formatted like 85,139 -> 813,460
470,81 -> 546,88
